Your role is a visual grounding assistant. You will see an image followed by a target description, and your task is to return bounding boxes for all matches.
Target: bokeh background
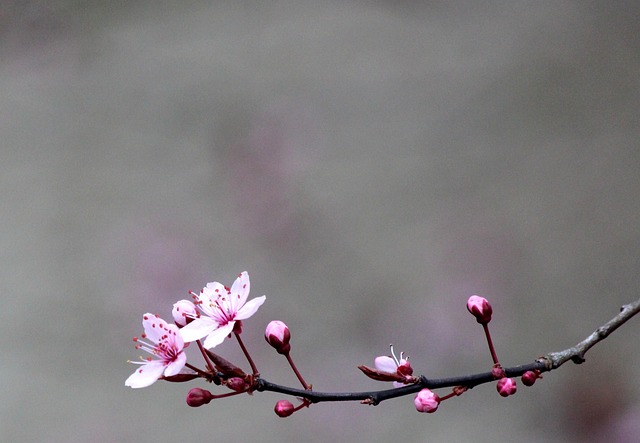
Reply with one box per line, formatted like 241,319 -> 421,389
2,1 -> 639,442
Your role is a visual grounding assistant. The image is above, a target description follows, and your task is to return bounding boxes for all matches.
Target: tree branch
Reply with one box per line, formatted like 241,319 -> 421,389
255,298 -> 640,405
543,297 -> 640,368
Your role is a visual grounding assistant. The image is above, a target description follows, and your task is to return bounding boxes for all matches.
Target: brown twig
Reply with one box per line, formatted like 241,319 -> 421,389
255,298 -> 640,405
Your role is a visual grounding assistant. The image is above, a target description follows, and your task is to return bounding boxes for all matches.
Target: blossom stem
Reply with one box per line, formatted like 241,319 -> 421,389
482,323 -> 500,365
235,332 -> 259,375
284,351 -> 310,390
196,339 -> 216,374
184,362 -> 211,379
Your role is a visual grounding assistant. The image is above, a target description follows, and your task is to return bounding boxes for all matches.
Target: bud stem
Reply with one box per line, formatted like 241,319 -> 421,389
284,351 -> 310,390
482,323 -> 500,366
184,362 -> 214,380
196,339 -> 217,374
235,332 -> 259,375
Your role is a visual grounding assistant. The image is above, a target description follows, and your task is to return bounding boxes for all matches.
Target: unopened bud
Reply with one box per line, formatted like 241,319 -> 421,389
172,300 -> 197,326
496,377 -> 517,397
186,388 -> 214,407
521,370 -> 541,386
274,399 -> 295,417
467,295 -> 493,323
265,320 -> 291,354
414,389 -> 440,413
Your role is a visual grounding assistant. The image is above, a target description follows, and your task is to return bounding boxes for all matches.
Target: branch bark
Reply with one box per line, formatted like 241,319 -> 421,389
255,298 -> 640,405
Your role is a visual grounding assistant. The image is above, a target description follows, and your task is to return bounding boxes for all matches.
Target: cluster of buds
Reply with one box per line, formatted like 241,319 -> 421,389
126,271 -> 542,418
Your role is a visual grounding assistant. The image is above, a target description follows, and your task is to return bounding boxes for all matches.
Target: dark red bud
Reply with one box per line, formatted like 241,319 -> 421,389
521,370 -> 541,386
274,400 -> 295,417
186,388 -> 214,407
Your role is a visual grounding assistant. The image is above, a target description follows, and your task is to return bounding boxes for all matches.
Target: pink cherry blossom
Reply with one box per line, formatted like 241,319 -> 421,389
125,313 -> 187,388
374,345 -> 414,387
179,272 -> 266,349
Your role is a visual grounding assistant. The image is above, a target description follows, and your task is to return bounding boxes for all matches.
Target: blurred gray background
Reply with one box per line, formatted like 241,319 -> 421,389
2,1 -> 639,442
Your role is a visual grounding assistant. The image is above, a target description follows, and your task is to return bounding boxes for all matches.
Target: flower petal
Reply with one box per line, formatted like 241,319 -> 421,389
171,327 -> 185,349
142,314 -> 168,343
229,272 -> 250,312
202,281 -> 226,299
234,295 -> 266,320
374,356 -> 397,374
125,360 -> 165,388
179,316 -> 218,343
163,351 -> 187,377
199,282 -> 227,317
203,322 -> 235,349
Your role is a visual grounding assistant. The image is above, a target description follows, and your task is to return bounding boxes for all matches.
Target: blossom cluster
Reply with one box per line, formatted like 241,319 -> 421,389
126,272 -> 265,389
126,272 -> 542,416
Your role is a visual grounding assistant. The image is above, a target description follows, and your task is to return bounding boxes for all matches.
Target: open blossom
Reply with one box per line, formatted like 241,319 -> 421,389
125,314 -> 187,388
179,272 -> 266,349
373,346 -> 414,387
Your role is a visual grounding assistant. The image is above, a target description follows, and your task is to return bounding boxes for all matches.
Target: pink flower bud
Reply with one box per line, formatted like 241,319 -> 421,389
274,399 -> 295,417
496,377 -> 517,397
414,389 -> 440,413
521,370 -> 541,386
186,388 -> 214,407
172,300 -> 197,326
265,320 -> 291,354
467,295 -> 493,323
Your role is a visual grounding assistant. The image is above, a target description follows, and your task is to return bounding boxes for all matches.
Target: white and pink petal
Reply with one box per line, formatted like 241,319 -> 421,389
235,295 -> 266,320
125,360 -> 166,389
202,322 -> 235,349
179,316 -> 219,343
